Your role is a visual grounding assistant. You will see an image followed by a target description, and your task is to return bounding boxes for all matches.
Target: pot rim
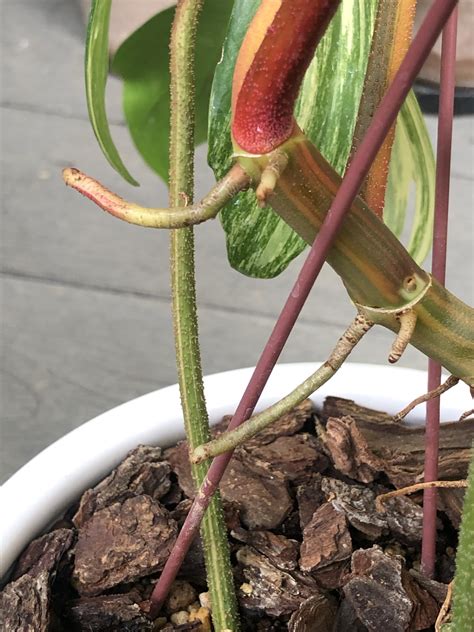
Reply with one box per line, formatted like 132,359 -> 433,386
0,361 -> 469,579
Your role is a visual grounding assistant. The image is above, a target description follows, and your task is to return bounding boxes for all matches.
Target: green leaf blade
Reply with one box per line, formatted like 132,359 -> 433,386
112,0 -> 233,182
85,0 -> 138,185
385,91 -> 435,265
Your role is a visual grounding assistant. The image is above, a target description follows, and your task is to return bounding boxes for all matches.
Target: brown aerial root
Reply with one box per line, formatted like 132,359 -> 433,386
376,480 -> 467,512
435,580 -> 453,631
458,407 -> 474,422
388,308 -> 417,363
392,374 -> 459,422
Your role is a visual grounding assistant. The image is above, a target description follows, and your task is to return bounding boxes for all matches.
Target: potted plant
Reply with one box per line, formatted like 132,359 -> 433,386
1,0 -> 473,630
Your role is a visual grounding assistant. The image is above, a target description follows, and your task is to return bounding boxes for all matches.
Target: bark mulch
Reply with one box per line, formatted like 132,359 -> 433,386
1,397 -> 472,631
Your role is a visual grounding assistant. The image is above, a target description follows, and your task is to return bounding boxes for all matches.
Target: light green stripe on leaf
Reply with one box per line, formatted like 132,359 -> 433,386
85,0 -> 138,186
385,91 -> 435,265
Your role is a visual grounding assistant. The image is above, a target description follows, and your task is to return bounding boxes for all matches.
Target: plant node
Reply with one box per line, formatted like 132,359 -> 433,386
192,313 -> 373,462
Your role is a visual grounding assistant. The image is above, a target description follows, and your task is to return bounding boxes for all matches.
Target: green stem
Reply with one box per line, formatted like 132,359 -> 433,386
192,314 -> 373,462
238,136 -> 474,385
168,1 -> 239,630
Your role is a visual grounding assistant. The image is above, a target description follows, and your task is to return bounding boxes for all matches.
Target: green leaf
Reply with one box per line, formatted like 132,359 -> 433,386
208,0 -> 378,278
85,0 -> 138,186
112,0 -> 234,182
385,91 -> 435,265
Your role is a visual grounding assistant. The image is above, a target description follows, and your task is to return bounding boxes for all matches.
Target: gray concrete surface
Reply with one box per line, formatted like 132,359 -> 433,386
1,0 -> 473,481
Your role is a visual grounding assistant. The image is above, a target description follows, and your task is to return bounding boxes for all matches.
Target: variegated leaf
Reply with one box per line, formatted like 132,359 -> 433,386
209,0 -> 435,277
209,0 -> 378,278
385,91 -> 435,265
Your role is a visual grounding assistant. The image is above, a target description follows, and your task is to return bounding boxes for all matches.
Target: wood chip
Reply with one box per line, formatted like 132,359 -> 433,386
73,495 -> 177,596
0,570 -> 50,632
321,476 -> 385,539
166,442 -> 292,530
321,477 -> 423,543
322,396 -> 393,424
12,528 -> 74,581
311,560 -> 351,590
231,528 -> 299,571
236,546 -> 320,617
170,501 -> 206,586
337,546 -> 413,632
73,445 -> 171,527
2,529 -> 74,631
402,569 -> 446,630
322,412 -> 474,488
288,593 -> 338,632
66,593 -> 153,631
408,569 -> 448,603
296,474 -> 325,530
246,433 -> 328,483
221,453 -> 292,529
299,502 -> 352,572
324,416 -> 383,483
438,487 -> 466,528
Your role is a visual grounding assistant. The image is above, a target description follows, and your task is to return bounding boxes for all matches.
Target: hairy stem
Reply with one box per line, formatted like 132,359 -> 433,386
150,1 -> 240,628
63,164 -> 249,228
192,314 -> 373,462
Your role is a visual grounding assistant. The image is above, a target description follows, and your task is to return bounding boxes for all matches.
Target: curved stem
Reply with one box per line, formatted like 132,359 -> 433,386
393,375 -> 459,422
63,164 -> 249,228
150,1 -> 240,628
192,314 -> 373,463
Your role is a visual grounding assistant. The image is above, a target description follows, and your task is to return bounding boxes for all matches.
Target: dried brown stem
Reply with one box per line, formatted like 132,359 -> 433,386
376,480 -> 467,512
459,408 -> 474,422
392,375 -> 459,422
435,580 -> 453,631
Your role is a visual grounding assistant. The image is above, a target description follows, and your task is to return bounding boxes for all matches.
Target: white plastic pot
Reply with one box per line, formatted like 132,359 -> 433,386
1,362 -> 470,579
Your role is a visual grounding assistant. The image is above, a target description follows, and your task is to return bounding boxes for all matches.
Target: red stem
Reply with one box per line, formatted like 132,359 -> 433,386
232,0 -> 339,153
150,0 -> 459,613
421,5 -> 458,579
